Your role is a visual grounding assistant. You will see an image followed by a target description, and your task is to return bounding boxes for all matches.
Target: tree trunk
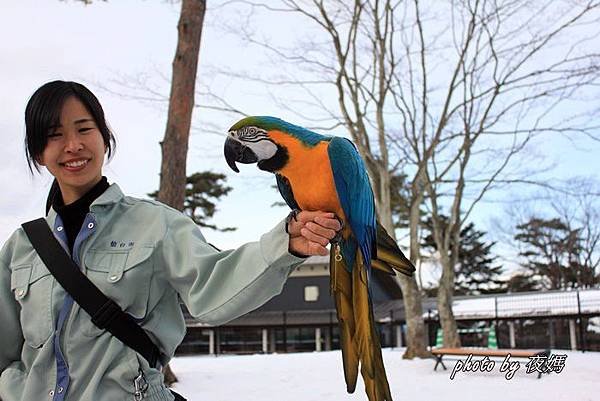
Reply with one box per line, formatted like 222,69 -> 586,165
396,275 -> 430,358
157,0 -> 206,385
437,255 -> 461,347
158,0 -> 206,210
429,214 -> 462,348
400,173 -> 430,359
375,167 -> 429,359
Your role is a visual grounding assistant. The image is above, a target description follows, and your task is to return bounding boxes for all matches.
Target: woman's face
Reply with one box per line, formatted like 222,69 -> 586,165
38,96 -> 106,204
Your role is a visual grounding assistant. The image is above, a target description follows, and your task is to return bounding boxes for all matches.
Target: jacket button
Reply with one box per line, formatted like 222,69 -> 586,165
57,226 -> 63,232
109,275 -> 118,282
58,386 -> 64,393
49,390 -> 54,397
88,222 -> 95,229
17,289 -> 25,297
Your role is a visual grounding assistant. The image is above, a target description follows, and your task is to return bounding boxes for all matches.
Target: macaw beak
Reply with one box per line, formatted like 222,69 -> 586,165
224,137 -> 258,173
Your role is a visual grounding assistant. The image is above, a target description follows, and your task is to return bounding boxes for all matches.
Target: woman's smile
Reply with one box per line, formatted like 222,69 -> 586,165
61,158 -> 91,172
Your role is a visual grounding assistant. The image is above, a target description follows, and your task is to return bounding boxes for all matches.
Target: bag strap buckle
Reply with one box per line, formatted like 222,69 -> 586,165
133,370 -> 148,401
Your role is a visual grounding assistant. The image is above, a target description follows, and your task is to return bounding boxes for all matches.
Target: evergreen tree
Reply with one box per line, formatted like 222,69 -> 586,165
390,172 -> 414,230
422,216 -> 505,295
505,272 -> 538,293
514,217 -> 594,289
150,171 -> 235,232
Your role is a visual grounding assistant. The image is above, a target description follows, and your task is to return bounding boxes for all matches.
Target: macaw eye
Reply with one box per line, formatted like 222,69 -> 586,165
239,126 -> 267,141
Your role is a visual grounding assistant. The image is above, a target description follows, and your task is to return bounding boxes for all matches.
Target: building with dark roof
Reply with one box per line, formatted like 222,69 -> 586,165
177,256 -> 600,354
178,255 -> 404,355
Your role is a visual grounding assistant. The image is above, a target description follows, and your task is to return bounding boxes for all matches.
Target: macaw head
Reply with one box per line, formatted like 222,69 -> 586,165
224,116 -> 325,173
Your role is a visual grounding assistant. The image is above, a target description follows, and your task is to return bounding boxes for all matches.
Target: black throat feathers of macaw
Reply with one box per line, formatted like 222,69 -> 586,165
257,144 -> 289,172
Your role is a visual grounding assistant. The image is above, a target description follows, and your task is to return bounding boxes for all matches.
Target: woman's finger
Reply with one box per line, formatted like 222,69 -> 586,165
314,216 -> 342,231
307,241 -> 329,256
300,227 -> 330,247
296,210 -> 335,223
305,221 -> 337,240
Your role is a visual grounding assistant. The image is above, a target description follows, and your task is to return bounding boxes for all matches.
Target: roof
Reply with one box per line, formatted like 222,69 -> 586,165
376,288 -> 600,321
449,288 -> 600,319
185,288 -> 600,327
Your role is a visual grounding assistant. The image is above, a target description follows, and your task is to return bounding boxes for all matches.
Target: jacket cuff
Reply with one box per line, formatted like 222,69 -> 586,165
260,219 -> 308,268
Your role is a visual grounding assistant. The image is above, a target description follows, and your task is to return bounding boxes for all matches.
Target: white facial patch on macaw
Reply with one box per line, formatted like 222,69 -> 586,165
230,126 -> 278,161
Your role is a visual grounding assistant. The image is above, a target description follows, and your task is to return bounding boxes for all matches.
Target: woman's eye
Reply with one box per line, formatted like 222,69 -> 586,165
79,127 -> 94,133
48,132 -> 62,139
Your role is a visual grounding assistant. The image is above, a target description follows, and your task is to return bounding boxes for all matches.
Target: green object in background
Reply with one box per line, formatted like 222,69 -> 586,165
435,328 -> 443,348
488,326 -> 498,349
435,326 -> 497,348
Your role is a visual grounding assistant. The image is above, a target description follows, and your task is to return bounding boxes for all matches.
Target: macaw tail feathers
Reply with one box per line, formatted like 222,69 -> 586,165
353,251 -> 393,401
330,250 -> 359,392
331,248 -> 394,401
374,222 -> 416,277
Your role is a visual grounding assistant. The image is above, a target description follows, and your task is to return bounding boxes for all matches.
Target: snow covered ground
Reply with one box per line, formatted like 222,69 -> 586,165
169,348 -> 599,401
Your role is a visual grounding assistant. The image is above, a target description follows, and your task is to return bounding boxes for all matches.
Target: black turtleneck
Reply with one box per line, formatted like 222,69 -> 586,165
50,176 -> 110,253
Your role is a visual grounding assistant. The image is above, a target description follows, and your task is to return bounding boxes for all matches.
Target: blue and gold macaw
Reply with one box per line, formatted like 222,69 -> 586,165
224,116 -> 415,401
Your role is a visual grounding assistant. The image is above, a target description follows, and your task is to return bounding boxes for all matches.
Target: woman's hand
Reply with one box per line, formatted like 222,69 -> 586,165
287,211 -> 342,257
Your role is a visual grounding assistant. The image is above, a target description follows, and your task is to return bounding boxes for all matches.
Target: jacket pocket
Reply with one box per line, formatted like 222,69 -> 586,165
10,261 -> 54,348
82,245 -> 155,337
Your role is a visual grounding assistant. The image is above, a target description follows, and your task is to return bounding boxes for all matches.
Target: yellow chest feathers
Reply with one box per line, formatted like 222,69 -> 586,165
270,131 -> 343,216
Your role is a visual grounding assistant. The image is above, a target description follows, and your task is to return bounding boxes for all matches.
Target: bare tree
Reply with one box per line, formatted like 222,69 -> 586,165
394,0 -> 600,347
157,0 -> 207,385
215,0 -> 431,358
104,0 -> 600,355
492,177 -> 600,291
550,178 -> 600,286
213,0 -> 600,350
158,0 -> 207,211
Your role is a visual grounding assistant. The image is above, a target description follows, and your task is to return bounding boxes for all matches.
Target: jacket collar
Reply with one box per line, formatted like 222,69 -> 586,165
47,183 -> 125,224
89,183 -> 125,209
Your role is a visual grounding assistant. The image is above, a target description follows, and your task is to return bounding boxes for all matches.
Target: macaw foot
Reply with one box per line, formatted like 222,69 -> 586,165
330,215 -> 344,245
284,209 -> 302,234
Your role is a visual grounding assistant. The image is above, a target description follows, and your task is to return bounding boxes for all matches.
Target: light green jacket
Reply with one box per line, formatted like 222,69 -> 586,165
0,184 -> 303,401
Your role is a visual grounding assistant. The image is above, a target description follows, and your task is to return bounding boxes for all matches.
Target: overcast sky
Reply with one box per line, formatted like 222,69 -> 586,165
1,1 -> 599,278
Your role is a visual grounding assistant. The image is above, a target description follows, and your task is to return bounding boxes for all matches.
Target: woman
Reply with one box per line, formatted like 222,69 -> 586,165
0,81 -> 341,401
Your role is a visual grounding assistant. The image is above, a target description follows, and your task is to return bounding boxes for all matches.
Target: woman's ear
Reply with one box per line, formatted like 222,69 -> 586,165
35,155 -> 46,167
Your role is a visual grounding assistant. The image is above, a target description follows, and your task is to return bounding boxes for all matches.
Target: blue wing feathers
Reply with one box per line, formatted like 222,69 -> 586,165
327,137 -> 377,271
276,174 -> 299,210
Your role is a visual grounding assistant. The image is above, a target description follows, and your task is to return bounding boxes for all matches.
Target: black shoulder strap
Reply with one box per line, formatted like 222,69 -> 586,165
22,218 -> 159,367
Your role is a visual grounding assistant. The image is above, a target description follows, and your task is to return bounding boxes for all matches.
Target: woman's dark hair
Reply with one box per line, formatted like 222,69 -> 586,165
24,80 -> 116,173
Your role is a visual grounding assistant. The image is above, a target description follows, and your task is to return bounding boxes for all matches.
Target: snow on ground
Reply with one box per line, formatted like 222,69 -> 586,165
169,348 -> 599,401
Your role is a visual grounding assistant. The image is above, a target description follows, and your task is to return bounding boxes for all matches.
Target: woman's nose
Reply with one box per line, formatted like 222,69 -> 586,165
64,134 -> 84,153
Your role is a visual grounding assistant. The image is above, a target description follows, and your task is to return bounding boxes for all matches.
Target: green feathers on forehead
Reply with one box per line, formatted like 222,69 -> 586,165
231,116 -> 327,146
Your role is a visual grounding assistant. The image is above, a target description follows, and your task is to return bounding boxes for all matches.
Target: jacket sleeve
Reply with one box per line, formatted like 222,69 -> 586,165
0,239 -> 24,372
160,213 -> 305,326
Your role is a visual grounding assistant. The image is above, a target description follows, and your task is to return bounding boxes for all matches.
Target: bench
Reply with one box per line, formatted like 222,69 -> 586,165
431,347 -> 551,378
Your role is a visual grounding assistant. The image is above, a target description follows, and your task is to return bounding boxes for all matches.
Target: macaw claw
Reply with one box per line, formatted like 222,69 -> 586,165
284,208 -> 302,234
